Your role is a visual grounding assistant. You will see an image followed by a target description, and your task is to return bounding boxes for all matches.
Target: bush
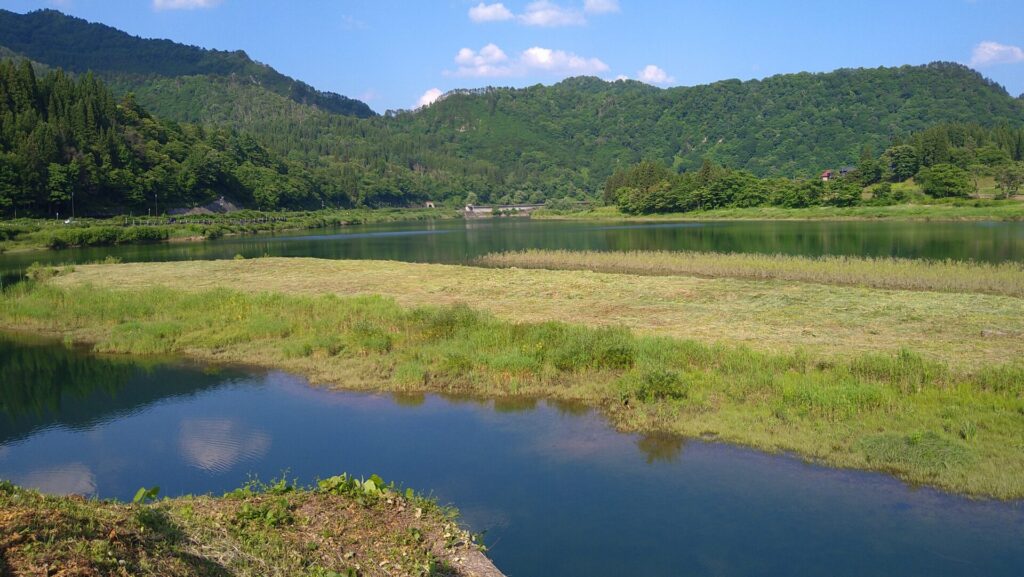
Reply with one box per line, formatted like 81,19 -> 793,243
630,369 -> 688,402
917,164 -> 973,198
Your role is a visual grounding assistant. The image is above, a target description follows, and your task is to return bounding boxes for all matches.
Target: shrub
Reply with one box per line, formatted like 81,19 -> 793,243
630,369 -> 688,402
917,164 -> 973,198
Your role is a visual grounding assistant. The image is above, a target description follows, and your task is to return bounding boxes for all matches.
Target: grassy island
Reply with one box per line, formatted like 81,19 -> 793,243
2,256 -> 1023,499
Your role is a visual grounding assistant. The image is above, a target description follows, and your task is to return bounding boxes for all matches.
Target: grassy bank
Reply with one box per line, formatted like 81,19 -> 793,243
532,201 -> 1024,221
0,476 -> 499,577
2,264 -> 1024,498
0,208 -> 458,253
477,250 -> 1024,298
40,258 -> 1024,368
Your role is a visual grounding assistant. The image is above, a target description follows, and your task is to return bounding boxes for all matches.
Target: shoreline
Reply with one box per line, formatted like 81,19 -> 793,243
532,202 -> 1024,222
2,321 -> 1019,502
0,476 -> 503,577
0,208 -> 461,253
3,259 -> 1023,499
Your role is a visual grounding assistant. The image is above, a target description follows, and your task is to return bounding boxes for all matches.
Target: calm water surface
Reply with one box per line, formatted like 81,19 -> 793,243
2,336 -> 1022,577
2,218 -> 1023,285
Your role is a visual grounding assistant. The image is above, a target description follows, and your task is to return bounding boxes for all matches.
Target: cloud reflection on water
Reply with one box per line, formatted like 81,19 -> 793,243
14,462 -> 97,495
179,418 -> 271,473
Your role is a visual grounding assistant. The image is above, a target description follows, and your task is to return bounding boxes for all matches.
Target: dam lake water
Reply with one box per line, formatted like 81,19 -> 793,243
2,218 -> 1024,575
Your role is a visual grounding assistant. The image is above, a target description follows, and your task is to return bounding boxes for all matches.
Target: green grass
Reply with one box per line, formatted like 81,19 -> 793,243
477,249 -> 1024,297
2,279 -> 1023,499
44,258 -> 1024,369
532,200 -> 1024,221
0,475 -> 496,577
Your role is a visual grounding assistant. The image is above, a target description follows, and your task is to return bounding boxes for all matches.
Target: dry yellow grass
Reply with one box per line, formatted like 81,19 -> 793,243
50,257 -> 1024,368
477,249 -> 1024,297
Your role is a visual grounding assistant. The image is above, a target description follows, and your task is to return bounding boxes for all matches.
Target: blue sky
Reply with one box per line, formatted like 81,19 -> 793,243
3,0 -> 1024,112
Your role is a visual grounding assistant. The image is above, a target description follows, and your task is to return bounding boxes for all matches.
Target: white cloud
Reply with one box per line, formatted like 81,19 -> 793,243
613,74 -> 630,81
416,88 -> 444,108
637,64 -> 674,85
519,1 -> 586,26
456,43 -> 509,66
341,14 -> 368,30
521,46 -> 608,73
584,0 -> 620,14
452,43 -> 513,77
470,1 -> 618,27
970,41 -> 1024,67
469,2 -> 515,22
152,0 -> 221,10
448,43 -> 607,77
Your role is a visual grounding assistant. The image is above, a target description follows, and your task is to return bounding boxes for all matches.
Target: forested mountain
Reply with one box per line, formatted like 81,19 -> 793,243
392,65 -> 1024,182
0,61 -> 363,216
0,9 -> 374,118
1,8 -> 1023,215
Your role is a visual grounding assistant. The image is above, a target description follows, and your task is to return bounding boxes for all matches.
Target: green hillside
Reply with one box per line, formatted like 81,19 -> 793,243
0,9 -> 374,118
0,61 -> 358,216
390,65 -> 1024,184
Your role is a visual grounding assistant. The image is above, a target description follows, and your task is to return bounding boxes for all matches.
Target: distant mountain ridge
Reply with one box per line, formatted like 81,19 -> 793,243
0,9 -> 375,118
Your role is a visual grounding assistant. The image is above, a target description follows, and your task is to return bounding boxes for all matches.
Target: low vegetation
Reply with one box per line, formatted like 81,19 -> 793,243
0,475 -> 499,577
476,250 -> 1024,297
37,258 -> 1024,368
2,261 -> 1023,498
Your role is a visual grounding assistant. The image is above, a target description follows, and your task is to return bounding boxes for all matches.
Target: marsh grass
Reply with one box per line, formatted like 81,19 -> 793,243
477,249 -> 1024,297
2,281 -> 1023,498
42,258 -> 1024,369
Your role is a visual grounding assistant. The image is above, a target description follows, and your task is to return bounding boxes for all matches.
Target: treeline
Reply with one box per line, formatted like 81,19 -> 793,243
606,123 -> 1024,214
0,60 -> 315,216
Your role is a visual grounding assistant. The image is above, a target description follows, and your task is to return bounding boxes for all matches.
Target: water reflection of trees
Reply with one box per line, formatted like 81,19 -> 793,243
0,337 -> 133,419
601,221 -> 1023,263
637,432 -> 686,464
0,337 -> 230,445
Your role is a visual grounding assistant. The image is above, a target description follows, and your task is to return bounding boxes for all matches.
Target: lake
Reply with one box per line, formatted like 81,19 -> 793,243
3,218 -> 1024,286
2,335 -> 1022,577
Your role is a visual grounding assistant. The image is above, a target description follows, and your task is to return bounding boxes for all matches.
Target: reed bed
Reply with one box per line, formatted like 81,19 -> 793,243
478,249 -> 1024,297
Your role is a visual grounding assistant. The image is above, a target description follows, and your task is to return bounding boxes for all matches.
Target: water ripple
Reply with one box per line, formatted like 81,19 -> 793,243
178,418 -> 271,474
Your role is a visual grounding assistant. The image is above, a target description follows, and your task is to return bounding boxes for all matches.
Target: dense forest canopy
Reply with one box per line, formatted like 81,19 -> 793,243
1,9 -> 1024,216
0,60 -> 361,216
0,9 -> 374,118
